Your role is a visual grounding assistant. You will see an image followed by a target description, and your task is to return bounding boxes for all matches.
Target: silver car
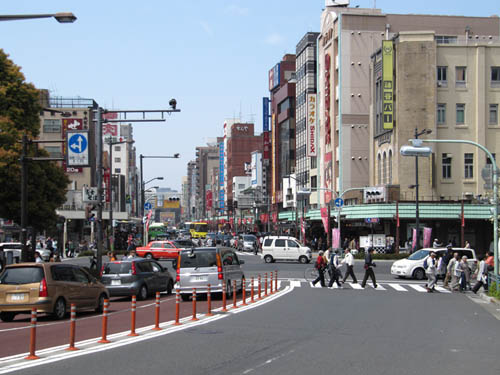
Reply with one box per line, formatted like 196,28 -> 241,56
176,247 -> 245,301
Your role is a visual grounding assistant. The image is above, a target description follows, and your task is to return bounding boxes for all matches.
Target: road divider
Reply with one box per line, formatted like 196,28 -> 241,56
127,295 -> 138,337
66,304 -> 78,351
98,299 -> 111,344
232,280 -> 238,309
191,289 -> 199,321
153,292 -> 161,331
206,284 -> 213,317
24,308 -> 39,360
242,278 -> 247,306
173,289 -> 181,326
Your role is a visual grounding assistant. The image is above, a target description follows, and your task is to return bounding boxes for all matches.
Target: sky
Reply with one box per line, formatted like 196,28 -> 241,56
1,0 -> 499,191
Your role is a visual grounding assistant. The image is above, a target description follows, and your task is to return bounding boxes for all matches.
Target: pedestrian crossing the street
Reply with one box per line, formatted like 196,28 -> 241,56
298,280 -> 452,293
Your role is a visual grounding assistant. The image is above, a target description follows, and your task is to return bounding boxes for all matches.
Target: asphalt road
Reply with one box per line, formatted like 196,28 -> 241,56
7,267 -> 499,375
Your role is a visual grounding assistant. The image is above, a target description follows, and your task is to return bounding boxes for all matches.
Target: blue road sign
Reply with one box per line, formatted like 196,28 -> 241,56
68,134 -> 87,154
364,218 -> 380,224
144,202 -> 152,210
334,198 -> 344,208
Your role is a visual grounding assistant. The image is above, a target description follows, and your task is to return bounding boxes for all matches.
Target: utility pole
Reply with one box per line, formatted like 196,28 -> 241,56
95,107 -> 104,273
20,134 -> 28,262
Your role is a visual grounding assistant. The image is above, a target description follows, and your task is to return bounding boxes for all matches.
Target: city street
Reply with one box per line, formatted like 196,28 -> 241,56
1,251 -> 498,374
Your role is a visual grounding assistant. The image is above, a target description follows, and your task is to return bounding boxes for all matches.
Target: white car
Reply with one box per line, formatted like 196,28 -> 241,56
391,247 -> 477,280
261,236 -> 312,264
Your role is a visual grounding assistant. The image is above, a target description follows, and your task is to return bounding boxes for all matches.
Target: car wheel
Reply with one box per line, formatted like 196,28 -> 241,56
299,256 -> 308,264
53,298 -> 66,320
95,293 -> 106,313
166,280 -> 173,295
181,294 -> 190,302
413,268 -> 426,280
138,285 -> 148,300
0,312 -> 16,322
264,255 -> 273,263
145,253 -> 153,260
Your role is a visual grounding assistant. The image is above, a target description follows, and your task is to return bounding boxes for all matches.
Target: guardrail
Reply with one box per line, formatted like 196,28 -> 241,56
487,272 -> 500,294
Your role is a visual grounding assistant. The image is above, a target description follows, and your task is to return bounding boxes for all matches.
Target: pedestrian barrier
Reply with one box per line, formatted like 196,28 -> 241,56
128,295 -> 139,337
66,304 -> 79,351
152,292 -> 162,331
232,280 -> 238,309
173,289 -> 181,326
275,271 -> 278,293
270,272 -> 274,294
250,276 -> 255,303
191,288 -> 199,321
258,274 -> 262,299
206,284 -> 213,317
222,281 -> 228,312
25,308 -> 39,360
98,299 -> 111,343
264,273 -> 268,297
241,278 -> 247,306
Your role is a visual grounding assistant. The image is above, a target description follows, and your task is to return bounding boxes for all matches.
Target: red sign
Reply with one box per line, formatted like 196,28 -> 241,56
324,53 -> 331,145
103,112 -> 118,120
103,123 -> 118,136
272,212 -> 278,223
104,169 -> 111,203
62,119 -> 83,173
206,190 -> 213,210
263,131 -> 270,160
321,207 -> 329,235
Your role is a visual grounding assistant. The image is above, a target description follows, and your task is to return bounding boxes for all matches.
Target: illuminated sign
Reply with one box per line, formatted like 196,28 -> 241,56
382,40 -> 394,130
307,94 -> 317,156
269,63 -> 281,90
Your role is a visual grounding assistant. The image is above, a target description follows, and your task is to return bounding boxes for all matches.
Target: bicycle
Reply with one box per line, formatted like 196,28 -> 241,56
304,266 -> 331,285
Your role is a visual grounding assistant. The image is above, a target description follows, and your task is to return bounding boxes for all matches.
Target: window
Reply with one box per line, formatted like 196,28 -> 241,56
238,184 -> 245,189
311,157 -> 317,169
455,67 -> 466,87
435,35 -> 457,44
73,268 -> 90,283
492,67 -> 500,87
382,152 -> 387,185
489,104 -> 498,125
437,66 -> 447,87
442,153 -> 452,179
45,146 -> 62,158
486,153 -> 497,164
388,150 -> 393,184
437,103 -> 446,124
464,153 -> 474,179
456,104 -> 465,124
114,146 -> 121,152
114,168 -> 121,174
136,262 -> 153,273
287,240 -> 299,248
275,239 -> 286,247
114,157 -> 121,163
377,154 -> 382,184
263,239 -> 273,247
43,119 -> 62,133
310,175 -> 317,189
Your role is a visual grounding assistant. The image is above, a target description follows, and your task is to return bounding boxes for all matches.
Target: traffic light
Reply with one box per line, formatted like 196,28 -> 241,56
168,197 -> 180,201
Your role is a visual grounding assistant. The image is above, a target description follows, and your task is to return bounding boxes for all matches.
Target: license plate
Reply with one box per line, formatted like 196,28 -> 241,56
193,276 -> 207,282
111,280 -> 121,286
10,293 -> 26,301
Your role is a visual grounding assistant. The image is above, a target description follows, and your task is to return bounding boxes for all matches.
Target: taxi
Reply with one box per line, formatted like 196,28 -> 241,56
135,240 -> 182,260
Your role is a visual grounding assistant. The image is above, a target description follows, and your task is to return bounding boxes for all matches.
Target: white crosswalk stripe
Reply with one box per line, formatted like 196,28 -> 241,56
368,284 -> 386,290
388,283 -> 408,291
408,284 -> 428,292
349,283 -> 364,290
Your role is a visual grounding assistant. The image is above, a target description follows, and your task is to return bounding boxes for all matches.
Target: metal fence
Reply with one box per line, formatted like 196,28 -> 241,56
487,272 -> 500,294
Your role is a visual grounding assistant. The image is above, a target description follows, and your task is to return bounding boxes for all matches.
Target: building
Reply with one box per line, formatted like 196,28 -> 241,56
154,187 -> 181,225
181,176 -> 189,222
186,160 -> 197,221
194,143 -> 219,220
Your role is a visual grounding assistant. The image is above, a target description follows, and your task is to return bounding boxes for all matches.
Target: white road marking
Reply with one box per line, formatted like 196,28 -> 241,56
388,283 -> 408,292
368,284 -> 386,290
290,280 -> 302,288
407,284 -> 428,292
434,286 -> 451,293
349,283 -> 363,290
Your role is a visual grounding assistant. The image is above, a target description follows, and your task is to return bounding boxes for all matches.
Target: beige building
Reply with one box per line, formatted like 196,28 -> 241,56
370,30 -> 500,202
318,5 -> 500,207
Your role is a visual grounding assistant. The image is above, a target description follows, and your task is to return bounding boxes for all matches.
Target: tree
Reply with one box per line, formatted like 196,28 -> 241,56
0,49 -> 69,233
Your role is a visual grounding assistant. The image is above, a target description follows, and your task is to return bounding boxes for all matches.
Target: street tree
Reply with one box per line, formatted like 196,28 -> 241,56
0,49 -> 69,233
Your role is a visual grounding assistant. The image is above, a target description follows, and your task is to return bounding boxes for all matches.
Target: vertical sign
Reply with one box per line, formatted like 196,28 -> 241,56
382,40 -> 394,130
263,97 -> 269,132
271,113 -> 276,204
219,142 -> 225,210
307,94 -> 317,156
62,118 -> 83,173
324,53 -> 331,145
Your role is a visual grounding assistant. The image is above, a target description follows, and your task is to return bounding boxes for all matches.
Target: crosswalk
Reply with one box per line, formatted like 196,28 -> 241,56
298,280 -> 451,293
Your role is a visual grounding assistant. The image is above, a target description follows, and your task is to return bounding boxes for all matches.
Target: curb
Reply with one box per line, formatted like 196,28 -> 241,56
478,291 -> 499,304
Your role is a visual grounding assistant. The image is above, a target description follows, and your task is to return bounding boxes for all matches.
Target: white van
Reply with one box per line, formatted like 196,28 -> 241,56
261,236 -> 312,264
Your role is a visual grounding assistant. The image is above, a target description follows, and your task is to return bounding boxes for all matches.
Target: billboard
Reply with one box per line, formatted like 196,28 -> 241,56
268,63 -> 281,90
382,40 -> 394,130
307,94 -> 317,157
263,97 -> 270,132
219,141 -> 225,209
251,151 -> 262,188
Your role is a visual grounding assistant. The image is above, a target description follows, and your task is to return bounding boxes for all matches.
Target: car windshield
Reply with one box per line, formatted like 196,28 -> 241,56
103,262 -> 132,275
195,224 -> 208,232
408,250 -> 430,260
243,235 -> 256,241
180,249 -> 217,268
0,267 -> 44,284
206,233 -> 216,239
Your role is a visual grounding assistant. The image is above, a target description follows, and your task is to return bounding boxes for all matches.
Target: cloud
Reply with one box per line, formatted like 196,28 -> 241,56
225,4 -> 249,16
265,33 -> 285,45
199,21 -> 213,37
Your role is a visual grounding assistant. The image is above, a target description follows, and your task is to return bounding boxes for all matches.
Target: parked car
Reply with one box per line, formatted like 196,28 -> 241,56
100,258 -> 173,300
391,247 -> 477,280
172,239 -> 196,250
135,240 -> 182,260
176,247 -> 245,301
0,263 -> 109,322
238,234 -> 258,252
261,236 -> 312,264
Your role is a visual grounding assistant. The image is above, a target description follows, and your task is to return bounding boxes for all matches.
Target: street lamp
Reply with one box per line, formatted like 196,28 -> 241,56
0,13 -> 77,23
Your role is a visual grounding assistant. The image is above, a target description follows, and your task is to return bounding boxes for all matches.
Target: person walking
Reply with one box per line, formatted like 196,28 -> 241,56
361,248 -> 377,288
341,248 -> 358,284
472,256 -> 488,294
426,252 -> 438,292
452,256 -> 464,292
446,252 -> 459,289
312,250 -> 327,287
459,256 -> 471,291
328,250 -> 342,288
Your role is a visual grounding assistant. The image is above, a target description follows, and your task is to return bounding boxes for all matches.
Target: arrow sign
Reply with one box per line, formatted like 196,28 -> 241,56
67,131 -> 89,167
144,202 -> 152,210
334,198 -> 344,208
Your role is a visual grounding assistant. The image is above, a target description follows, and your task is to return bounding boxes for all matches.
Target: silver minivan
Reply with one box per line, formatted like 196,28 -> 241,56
176,247 -> 245,301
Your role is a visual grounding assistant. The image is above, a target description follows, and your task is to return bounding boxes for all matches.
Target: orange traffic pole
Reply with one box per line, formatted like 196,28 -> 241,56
152,292 -> 161,331
98,299 -> 111,343
250,277 -> 255,303
241,278 -> 247,306
191,288 -> 199,321
222,281 -> 228,312
275,270 -> 278,292
232,280 -> 238,309
258,274 -> 262,299
206,284 -> 213,316
264,273 -> 268,297
173,289 -> 181,326
66,304 -> 79,351
25,308 -> 39,360
128,295 -> 139,336
270,271 -> 274,294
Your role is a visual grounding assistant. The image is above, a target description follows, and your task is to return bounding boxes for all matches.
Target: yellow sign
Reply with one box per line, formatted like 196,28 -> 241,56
382,40 -> 394,130
163,201 -> 180,209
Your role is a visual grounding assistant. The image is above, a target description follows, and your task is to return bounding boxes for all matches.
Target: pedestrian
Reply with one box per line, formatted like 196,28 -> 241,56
425,252 -> 438,292
460,256 -> 471,291
341,248 -> 358,284
127,250 -> 136,259
452,256 -> 464,292
432,238 -> 441,248
472,256 -> 488,294
361,248 -> 377,288
35,252 -> 44,264
312,250 -> 327,287
445,250 -> 458,289
328,250 -> 342,288
485,251 -> 494,271
464,240 -> 471,249
324,247 -> 331,270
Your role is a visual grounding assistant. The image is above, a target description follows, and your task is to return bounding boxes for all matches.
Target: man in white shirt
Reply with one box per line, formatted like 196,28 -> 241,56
341,248 -> 358,284
426,252 -> 437,292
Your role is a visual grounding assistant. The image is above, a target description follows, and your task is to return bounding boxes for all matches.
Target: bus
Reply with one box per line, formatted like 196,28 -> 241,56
148,223 -> 169,241
190,222 -> 208,239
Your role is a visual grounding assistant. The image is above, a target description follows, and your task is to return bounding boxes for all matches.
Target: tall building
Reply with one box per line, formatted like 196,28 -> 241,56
296,32 -> 320,208
186,161 -> 197,220
181,176 -> 189,221
195,143 -> 219,220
